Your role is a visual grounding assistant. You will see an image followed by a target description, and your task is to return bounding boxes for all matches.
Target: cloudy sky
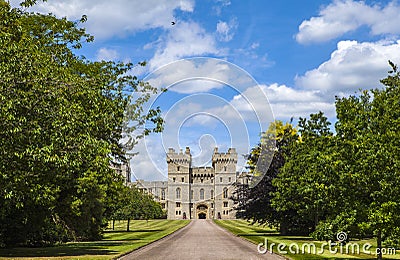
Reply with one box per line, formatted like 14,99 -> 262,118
14,0 -> 400,181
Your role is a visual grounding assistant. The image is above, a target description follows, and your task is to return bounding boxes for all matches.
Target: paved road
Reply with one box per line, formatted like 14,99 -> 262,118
120,220 -> 284,260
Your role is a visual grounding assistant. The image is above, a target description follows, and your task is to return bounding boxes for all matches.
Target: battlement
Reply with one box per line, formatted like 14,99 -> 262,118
212,147 -> 237,163
192,166 -> 214,173
167,147 -> 192,165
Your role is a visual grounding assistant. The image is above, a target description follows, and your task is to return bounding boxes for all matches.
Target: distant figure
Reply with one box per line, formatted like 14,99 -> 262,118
183,212 -> 186,219
171,21 -> 176,25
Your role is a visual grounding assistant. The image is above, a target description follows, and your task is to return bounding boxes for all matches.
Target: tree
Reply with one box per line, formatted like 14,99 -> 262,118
0,1 -> 163,246
112,186 -> 163,231
272,112 -> 337,235
332,62 -> 400,260
233,121 -> 300,233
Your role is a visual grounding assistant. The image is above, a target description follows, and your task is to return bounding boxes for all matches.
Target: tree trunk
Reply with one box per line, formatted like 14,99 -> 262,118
112,219 -> 115,230
127,218 -> 130,232
377,228 -> 382,260
280,222 -> 288,235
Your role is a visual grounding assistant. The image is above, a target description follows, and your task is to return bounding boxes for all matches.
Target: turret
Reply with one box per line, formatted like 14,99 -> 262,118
212,147 -> 237,173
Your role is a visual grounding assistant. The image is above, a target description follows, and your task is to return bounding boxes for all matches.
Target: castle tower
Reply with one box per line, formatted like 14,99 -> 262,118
166,147 -> 191,219
212,147 -> 237,219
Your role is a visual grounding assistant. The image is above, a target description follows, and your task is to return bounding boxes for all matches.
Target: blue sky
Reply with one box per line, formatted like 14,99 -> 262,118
15,0 -> 400,181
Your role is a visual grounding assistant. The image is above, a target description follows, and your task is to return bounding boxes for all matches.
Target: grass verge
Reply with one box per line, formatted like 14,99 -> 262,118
0,219 -> 190,260
214,220 -> 399,260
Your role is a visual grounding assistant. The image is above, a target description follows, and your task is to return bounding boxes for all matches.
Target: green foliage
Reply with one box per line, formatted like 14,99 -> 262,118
244,62 -> 400,257
111,186 -> 164,231
311,210 -> 365,241
332,62 -> 400,259
272,112 -> 336,235
0,1 -> 163,246
233,121 -> 301,232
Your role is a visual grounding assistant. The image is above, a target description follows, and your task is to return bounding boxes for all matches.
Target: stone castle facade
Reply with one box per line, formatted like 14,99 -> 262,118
136,147 -> 240,220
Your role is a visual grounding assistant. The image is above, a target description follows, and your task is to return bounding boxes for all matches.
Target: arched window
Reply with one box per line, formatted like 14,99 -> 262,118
200,188 -> 204,200
223,187 -> 228,198
161,189 -> 165,200
176,187 -> 181,199
211,190 -> 214,199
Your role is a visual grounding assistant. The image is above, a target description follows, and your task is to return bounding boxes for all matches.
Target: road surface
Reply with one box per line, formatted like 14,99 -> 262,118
120,220 -> 284,260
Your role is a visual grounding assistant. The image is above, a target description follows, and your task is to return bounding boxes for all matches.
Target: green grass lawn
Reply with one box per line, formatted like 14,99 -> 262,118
214,220 -> 400,260
0,219 -> 189,260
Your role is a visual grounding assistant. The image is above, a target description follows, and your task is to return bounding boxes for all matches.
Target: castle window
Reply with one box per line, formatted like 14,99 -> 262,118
224,166 -> 227,171
173,177 -> 176,182
176,187 -> 181,199
211,203 -> 214,208
220,177 -> 223,183
177,166 -> 180,171
176,202 -> 181,208
181,177 -> 184,182
228,177 -> 231,182
211,179 -> 213,183
223,187 -> 228,198
200,188 -> 204,200
161,189 -> 165,200
201,179 -> 203,183
223,201 -> 228,207
211,190 -> 214,199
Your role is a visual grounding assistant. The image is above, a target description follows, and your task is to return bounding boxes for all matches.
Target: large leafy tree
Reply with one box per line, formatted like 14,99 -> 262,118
332,62 -> 400,259
0,1 -> 162,246
233,121 -> 301,233
272,112 -> 337,235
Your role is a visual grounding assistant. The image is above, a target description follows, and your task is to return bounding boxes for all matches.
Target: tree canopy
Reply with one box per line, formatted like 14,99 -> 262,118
0,1 -> 163,246
238,62 -> 400,260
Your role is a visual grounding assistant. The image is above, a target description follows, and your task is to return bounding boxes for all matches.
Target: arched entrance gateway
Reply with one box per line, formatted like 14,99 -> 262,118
196,204 -> 208,219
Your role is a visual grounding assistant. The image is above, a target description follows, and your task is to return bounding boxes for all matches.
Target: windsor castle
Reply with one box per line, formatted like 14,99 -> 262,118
136,147 -> 247,220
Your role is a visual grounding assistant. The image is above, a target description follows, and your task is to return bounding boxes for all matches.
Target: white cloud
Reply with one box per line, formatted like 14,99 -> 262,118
262,84 -> 335,118
216,18 -> 238,42
250,42 -> 260,49
146,58 -> 253,94
296,40 -> 400,93
227,84 -> 335,120
148,21 -> 220,70
95,48 -> 119,61
130,134 -> 168,181
11,0 -> 195,39
213,0 -> 231,15
296,0 -> 400,44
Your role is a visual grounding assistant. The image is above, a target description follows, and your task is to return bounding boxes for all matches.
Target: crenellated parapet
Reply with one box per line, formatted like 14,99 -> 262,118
166,147 -> 192,167
212,147 -> 238,168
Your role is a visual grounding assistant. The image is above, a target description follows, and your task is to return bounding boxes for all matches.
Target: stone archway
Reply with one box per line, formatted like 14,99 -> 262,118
196,204 -> 208,219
